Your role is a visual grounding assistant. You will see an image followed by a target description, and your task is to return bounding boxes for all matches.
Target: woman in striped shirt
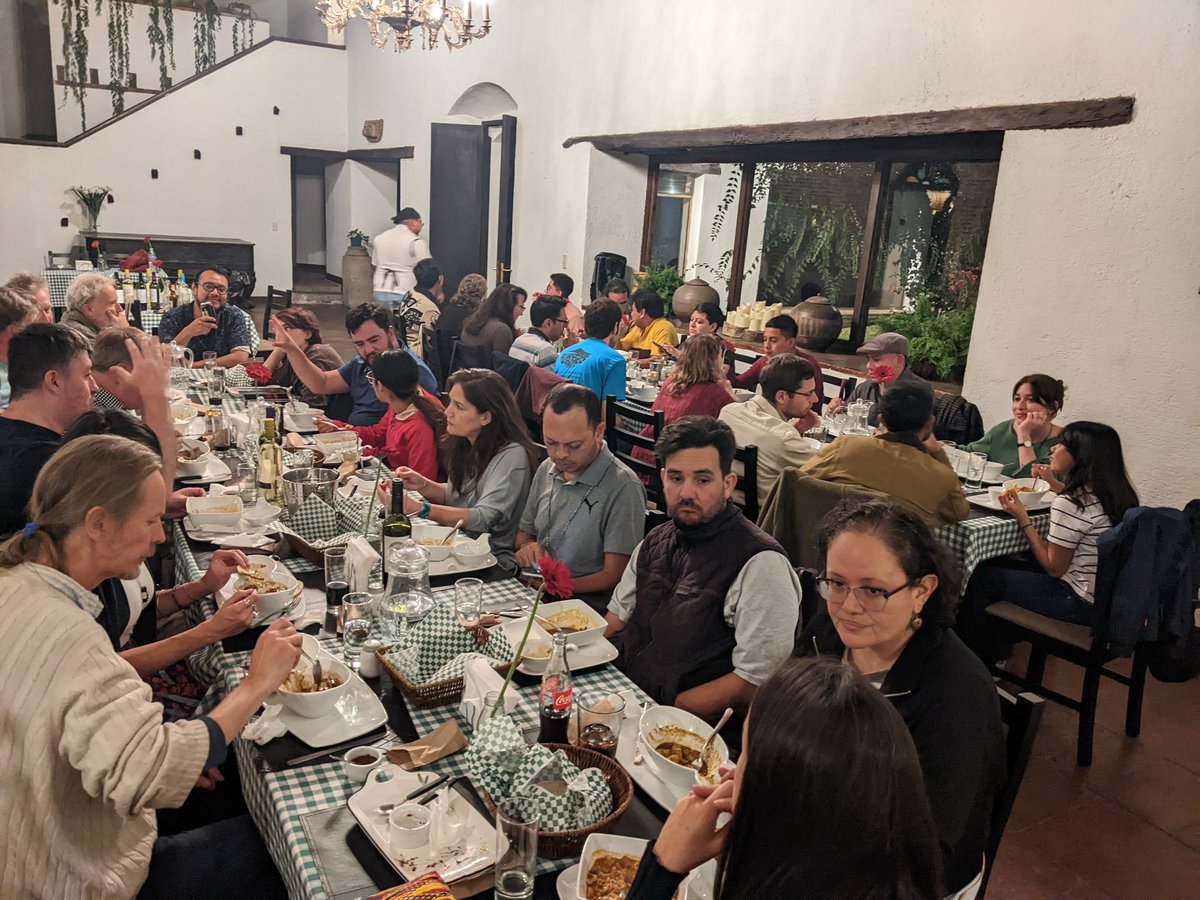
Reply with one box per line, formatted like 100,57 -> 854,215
961,422 -> 1139,654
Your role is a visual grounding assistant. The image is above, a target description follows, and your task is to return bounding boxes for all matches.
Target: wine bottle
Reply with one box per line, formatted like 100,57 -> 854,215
257,411 -> 284,504
121,270 -> 136,307
148,273 -> 160,310
135,273 -> 147,307
381,477 -> 412,564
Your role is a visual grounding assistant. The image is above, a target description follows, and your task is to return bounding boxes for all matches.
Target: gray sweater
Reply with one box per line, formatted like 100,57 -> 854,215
446,441 -> 532,573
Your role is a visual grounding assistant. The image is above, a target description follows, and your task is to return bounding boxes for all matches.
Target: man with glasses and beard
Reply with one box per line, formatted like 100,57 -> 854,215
157,265 -> 256,369
604,416 -> 800,724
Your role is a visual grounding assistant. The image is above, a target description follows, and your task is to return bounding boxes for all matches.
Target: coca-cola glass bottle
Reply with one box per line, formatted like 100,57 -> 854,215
537,632 -> 573,744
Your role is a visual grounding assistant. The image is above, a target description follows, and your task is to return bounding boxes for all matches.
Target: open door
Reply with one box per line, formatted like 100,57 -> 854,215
428,117 -> 517,291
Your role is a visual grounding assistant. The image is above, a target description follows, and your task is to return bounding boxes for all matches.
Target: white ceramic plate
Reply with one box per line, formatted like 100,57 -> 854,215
348,764 -> 496,884
274,671 -> 387,747
176,454 -> 232,485
967,491 -> 1056,513
428,552 -> 498,578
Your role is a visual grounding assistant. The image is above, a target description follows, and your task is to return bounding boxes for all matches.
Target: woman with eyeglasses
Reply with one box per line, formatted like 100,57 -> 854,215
795,499 -> 1006,898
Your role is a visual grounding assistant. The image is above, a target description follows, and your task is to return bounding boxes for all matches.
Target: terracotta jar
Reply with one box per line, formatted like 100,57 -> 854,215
789,296 -> 842,351
671,278 -> 720,322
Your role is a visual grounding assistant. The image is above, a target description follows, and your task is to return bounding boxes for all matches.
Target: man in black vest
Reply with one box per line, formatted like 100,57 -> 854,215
604,416 -> 801,720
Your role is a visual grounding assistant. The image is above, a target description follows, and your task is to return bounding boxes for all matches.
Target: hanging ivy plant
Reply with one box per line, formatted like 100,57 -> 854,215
230,2 -> 255,54
163,0 -> 175,69
106,0 -> 131,114
194,0 -> 222,73
148,0 -> 169,90
55,0 -> 100,131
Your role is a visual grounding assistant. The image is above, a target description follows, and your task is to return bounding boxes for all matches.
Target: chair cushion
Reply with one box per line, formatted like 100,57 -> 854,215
985,601 -> 1093,650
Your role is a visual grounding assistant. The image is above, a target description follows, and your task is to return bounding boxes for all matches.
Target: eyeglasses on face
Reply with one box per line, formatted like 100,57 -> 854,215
199,283 -> 229,294
788,389 -> 820,401
815,575 -> 916,612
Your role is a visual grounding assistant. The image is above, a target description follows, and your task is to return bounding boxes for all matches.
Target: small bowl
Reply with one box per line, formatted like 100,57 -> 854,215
170,399 -> 197,423
497,618 -> 554,673
185,494 -> 244,529
388,803 -> 432,853
176,437 -> 212,473
411,523 -> 457,562
276,635 -> 351,719
233,555 -> 298,621
982,460 -> 1006,482
343,745 -> 385,782
639,705 -> 730,789
577,834 -> 651,900
536,599 -> 606,647
452,534 -> 492,565
1001,478 -> 1050,506
312,431 -> 359,458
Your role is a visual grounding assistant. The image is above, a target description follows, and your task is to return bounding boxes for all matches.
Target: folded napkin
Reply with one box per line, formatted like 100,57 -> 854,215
211,531 -> 276,550
284,432 -> 312,452
345,535 -> 381,592
459,657 -> 518,730
242,703 -> 287,744
386,720 -> 468,771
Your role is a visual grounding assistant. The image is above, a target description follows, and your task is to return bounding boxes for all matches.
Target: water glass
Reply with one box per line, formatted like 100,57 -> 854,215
494,803 -> 538,900
965,451 -> 988,490
207,411 -> 232,453
575,690 -> 624,759
234,462 -> 258,505
202,351 -> 218,369
342,592 -> 373,670
207,366 -> 227,404
292,449 -> 316,470
454,577 -> 483,628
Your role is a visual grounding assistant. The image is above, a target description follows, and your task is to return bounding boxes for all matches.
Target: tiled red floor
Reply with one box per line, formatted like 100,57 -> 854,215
988,655 -> 1200,899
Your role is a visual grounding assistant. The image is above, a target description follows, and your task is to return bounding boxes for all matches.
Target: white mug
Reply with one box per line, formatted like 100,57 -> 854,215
342,746 -> 384,783
389,803 -> 432,852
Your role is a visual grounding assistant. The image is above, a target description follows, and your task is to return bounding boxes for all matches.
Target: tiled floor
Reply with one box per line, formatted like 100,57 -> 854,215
289,296 -> 1200,899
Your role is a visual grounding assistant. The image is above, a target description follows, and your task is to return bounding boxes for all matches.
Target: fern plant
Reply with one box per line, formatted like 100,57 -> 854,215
634,265 -> 685,317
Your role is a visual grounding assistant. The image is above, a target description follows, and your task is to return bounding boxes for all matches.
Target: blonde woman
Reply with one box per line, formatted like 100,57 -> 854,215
0,435 -> 301,898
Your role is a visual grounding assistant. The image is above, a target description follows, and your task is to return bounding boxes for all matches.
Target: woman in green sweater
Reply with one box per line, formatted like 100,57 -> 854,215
966,373 -> 1065,477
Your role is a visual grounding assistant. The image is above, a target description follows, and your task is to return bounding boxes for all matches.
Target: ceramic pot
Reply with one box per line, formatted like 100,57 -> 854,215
671,278 -> 720,322
341,245 -> 373,308
788,295 -> 843,351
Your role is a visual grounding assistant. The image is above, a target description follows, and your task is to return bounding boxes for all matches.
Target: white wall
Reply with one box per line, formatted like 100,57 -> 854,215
0,40 -> 347,290
339,0 -> 1199,505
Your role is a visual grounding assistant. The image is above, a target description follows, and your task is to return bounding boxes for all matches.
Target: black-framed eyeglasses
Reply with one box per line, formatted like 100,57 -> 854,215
199,283 -> 229,294
788,389 -> 820,401
552,318 -> 570,326
815,575 -> 916,612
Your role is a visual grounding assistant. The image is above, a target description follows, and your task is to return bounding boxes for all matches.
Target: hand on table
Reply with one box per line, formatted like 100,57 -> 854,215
200,549 -> 251,594
246,619 -> 302,691
652,778 -> 735,874
166,487 -> 206,519
515,541 -> 547,568
207,588 -> 259,640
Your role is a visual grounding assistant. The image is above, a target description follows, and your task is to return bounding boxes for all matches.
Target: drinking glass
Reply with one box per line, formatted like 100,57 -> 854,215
233,462 -> 258,505
575,690 -> 624,759
342,592 -> 373,670
292,449 -> 316,470
324,547 -> 350,634
207,366 -> 226,404
207,411 -> 232,454
965,451 -> 988,490
454,577 -> 483,628
366,563 -> 387,615
494,802 -> 538,900
202,351 -> 218,369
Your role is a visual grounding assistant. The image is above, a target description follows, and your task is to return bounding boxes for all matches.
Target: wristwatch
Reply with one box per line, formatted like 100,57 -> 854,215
1020,440 -> 1034,448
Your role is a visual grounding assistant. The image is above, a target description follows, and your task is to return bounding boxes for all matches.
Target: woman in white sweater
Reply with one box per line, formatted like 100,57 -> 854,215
0,435 -> 302,899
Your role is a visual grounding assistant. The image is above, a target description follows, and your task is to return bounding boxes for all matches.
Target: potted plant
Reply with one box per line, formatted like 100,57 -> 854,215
347,228 -> 370,249
634,264 -> 685,319
874,295 -> 975,382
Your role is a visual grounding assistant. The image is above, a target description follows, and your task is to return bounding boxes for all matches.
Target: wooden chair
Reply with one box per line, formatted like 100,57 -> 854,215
732,443 -> 760,522
261,285 -> 293,339
981,688 -> 1046,898
822,370 -> 857,404
446,338 -> 494,377
605,395 -> 665,512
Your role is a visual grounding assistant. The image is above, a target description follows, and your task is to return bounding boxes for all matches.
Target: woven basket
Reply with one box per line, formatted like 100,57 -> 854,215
479,743 -> 634,859
377,643 -> 509,710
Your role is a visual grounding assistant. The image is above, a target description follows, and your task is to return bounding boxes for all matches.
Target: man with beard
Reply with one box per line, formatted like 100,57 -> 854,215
157,266 -> 255,369
604,415 -> 800,721
273,302 -> 437,426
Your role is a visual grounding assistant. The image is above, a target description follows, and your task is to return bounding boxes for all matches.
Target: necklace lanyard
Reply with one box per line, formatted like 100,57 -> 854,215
543,456 -> 612,556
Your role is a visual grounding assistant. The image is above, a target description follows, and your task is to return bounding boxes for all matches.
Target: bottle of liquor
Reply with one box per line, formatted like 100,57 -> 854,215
257,410 -> 284,505
177,270 -> 190,308
122,270 -> 136,307
165,277 -> 178,309
537,632 -> 573,744
381,478 -> 412,563
147,272 -> 160,310
135,273 -> 147,308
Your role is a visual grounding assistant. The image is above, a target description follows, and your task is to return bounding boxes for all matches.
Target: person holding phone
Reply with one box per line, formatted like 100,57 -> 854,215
157,265 -> 256,369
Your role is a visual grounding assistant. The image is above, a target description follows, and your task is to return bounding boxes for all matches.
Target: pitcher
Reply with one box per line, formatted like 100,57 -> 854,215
168,343 -> 194,387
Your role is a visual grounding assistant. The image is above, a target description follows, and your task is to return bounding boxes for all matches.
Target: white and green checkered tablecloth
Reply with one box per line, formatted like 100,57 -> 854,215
937,510 -> 1051,583
191,577 -> 649,899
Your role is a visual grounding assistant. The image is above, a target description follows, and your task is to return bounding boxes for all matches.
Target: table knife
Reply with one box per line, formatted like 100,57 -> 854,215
285,732 -> 389,767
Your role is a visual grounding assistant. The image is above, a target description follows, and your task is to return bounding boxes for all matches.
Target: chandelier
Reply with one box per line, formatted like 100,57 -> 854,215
316,0 -> 492,52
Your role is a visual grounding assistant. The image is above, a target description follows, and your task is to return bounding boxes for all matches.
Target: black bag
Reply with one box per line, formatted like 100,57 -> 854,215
933,394 -> 984,445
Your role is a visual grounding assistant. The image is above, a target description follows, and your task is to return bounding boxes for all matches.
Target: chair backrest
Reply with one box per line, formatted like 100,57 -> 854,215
490,351 -> 529,393
47,250 -> 73,268
981,688 -> 1045,897
757,469 -> 887,570
605,394 -> 666,510
447,338 -> 495,377
822,371 -> 857,404
731,349 -> 758,373
732,443 -> 760,522
261,285 -> 293,340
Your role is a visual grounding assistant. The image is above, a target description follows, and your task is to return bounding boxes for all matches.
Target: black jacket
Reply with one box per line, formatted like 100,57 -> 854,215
797,614 -> 1006,893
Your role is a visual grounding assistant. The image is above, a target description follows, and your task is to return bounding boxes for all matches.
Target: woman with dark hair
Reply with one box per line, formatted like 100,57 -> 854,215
317,349 -> 443,481
629,656 -> 943,899
433,274 -> 488,382
795,499 -> 1006,897
964,374 -> 1065,477
459,283 -> 526,355
963,421 -> 1139,636
663,301 -> 736,375
384,369 -> 535,572
262,307 -> 344,406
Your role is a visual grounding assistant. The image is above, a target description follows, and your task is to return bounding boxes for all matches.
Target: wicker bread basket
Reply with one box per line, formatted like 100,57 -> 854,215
376,644 -> 508,710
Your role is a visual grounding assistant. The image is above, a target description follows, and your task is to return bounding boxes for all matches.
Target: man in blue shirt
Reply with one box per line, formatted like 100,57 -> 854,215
554,299 -> 625,402
272,303 -> 436,426
158,265 -> 257,368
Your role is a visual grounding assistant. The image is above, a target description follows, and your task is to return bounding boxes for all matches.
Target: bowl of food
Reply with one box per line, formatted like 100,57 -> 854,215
176,437 -> 212,473
577,834 -> 649,900
451,533 -> 492,565
231,556 -> 298,621
496,618 -> 554,673
185,494 -> 244,529
311,430 -> 359,459
982,460 -> 1005,482
170,400 -> 196,423
536,599 -> 606,647
998,478 -> 1051,506
276,635 -> 350,718
639,705 -> 730,789
626,381 -> 657,403
411,523 -> 458,562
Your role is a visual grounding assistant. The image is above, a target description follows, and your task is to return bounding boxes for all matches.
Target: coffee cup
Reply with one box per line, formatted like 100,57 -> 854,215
342,746 -> 384,783
389,803 -> 432,852
982,460 -> 1005,482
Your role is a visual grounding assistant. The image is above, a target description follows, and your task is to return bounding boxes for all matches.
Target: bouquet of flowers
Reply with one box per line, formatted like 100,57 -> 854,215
71,185 -> 111,230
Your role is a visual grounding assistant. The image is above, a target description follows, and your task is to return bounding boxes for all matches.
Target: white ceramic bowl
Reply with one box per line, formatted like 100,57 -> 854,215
982,460 -> 1005,482
176,437 -> 212,473
170,399 -> 196,423
234,555 -> 298,621
1000,478 -> 1050,506
185,494 -> 244,529
577,834 -> 651,900
312,431 -> 359,458
496,618 -> 554,673
276,635 -> 351,719
411,523 -> 457,562
639,705 -> 730,788
626,382 -> 657,402
452,534 -> 492,565
536,599 -> 606,647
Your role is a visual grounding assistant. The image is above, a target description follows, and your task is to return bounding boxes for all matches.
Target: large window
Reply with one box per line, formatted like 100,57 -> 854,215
649,170 -> 694,269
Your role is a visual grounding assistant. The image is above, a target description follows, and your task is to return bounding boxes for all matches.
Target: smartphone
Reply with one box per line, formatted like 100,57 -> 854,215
201,303 -> 216,319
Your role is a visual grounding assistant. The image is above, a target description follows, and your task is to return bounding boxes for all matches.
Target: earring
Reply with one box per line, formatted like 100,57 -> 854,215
909,612 -> 924,631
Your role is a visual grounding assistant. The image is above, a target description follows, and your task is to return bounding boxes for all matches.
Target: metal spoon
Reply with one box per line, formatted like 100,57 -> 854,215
692,707 -> 734,771
441,519 -> 464,546
632,701 -> 650,765
300,645 -> 322,686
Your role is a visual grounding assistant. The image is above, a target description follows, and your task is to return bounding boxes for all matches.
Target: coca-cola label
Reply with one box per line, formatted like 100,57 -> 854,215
551,689 -> 573,711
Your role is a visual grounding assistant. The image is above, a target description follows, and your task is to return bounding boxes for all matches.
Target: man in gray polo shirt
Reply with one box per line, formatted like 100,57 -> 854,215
516,384 -> 646,610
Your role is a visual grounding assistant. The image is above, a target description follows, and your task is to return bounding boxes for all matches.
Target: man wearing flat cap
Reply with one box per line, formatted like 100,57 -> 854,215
832,331 -> 930,426
372,207 -> 431,309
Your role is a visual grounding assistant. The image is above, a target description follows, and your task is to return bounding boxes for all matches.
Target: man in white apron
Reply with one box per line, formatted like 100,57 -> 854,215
371,207 -> 431,311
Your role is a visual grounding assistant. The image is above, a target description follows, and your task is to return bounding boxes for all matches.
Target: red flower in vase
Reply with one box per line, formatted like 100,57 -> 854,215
871,365 -> 896,383
244,363 -> 272,385
538,556 -> 574,599
89,239 -> 100,249
143,235 -> 152,243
